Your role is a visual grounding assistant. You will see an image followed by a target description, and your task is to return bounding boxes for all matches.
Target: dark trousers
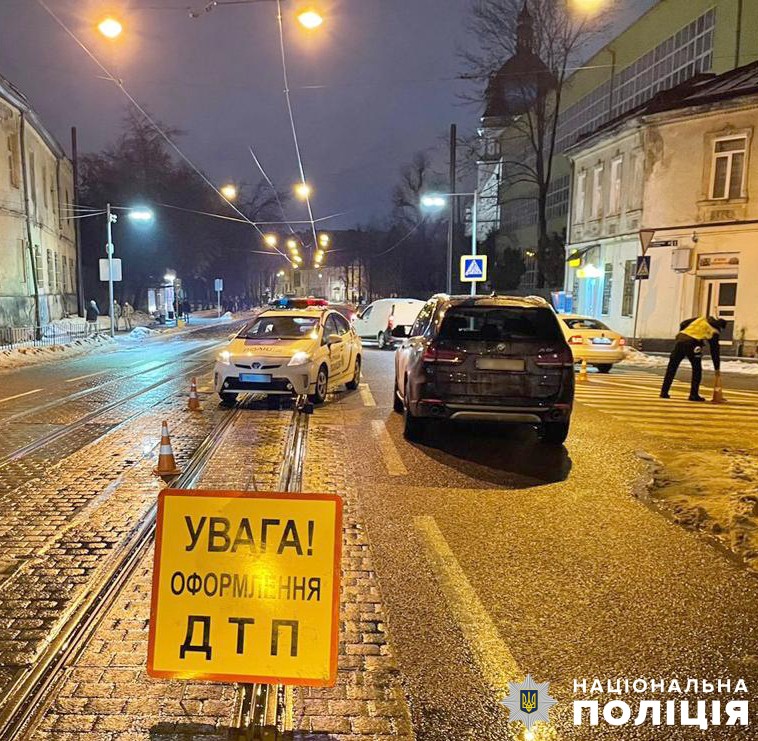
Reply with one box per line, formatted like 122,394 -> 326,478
661,336 -> 702,397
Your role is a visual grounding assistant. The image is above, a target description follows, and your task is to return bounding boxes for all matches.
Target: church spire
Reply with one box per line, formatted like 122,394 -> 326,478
516,0 -> 534,54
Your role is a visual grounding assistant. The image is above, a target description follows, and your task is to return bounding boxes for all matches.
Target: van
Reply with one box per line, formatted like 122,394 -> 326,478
354,298 -> 425,349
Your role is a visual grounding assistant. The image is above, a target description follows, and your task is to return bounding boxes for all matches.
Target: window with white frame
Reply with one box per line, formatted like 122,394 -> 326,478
591,164 -> 604,219
46,249 -> 54,291
710,137 -> 747,200
609,156 -> 623,214
601,263 -> 613,315
53,253 -> 61,292
630,152 -> 644,209
7,134 -> 20,188
574,170 -> 586,223
34,246 -> 43,286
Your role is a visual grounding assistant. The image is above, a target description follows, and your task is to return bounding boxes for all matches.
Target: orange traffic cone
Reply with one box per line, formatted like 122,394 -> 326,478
188,377 -> 201,411
577,358 -> 589,383
711,374 -> 726,404
153,420 -> 182,477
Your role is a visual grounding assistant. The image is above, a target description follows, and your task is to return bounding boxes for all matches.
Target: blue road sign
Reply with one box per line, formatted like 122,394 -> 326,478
635,255 -> 651,280
460,255 -> 488,282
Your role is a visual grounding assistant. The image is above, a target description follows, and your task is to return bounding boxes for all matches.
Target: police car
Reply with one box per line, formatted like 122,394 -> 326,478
214,298 -> 362,403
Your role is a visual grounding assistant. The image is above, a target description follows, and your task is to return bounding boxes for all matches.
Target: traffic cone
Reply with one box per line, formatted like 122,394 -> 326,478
711,375 -> 727,404
577,358 -> 589,383
153,420 -> 182,477
188,377 -> 201,411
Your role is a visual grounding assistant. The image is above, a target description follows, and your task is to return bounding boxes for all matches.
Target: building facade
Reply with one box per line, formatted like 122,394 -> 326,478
478,0 -> 757,289
0,74 -> 77,327
565,62 -> 758,357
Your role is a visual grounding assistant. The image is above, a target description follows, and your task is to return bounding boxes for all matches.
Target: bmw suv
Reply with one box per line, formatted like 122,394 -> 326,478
393,294 -> 575,444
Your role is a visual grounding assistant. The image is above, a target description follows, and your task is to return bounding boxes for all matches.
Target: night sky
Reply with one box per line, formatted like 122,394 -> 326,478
1,0 -> 653,229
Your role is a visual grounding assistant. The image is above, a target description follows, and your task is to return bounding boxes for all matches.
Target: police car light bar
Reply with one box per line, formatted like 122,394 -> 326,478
270,297 -> 329,309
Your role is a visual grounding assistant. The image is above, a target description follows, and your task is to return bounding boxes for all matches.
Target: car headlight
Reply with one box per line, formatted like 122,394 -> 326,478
288,351 -> 311,367
217,350 -> 232,365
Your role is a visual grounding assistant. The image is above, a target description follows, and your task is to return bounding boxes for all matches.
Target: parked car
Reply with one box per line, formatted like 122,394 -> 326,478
214,298 -> 362,404
557,314 -> 627,373
328,302 -> 358,323
354,298 -> 425,349
394,294 -> 575,444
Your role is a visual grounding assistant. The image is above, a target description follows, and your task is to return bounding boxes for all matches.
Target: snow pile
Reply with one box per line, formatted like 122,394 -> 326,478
125,326 -> 160,340
647,449 -> 758,572
0,334 -> 115,371
220,311 -> 235,322
621,348 -> 758,375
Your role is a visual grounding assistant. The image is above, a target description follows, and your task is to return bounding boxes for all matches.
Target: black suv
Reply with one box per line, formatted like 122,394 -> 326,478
393,294 -> 575,444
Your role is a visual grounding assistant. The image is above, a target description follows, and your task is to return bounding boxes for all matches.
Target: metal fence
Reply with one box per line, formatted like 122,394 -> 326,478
0,321 -> 90,351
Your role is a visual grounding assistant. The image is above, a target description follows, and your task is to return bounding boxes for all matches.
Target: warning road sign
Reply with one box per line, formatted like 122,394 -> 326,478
635,255 -> 651,280
148,489 -> 343,686
460,254 -> 488,283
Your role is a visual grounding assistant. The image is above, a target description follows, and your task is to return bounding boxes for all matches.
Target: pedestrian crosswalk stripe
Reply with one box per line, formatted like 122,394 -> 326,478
574,369 -> 758,441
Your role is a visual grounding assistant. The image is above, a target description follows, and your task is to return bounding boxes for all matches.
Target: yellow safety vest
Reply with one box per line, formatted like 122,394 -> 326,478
681,316 -> 717,342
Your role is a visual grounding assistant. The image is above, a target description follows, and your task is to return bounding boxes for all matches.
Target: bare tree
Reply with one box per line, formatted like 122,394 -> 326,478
463,0 -> 608,287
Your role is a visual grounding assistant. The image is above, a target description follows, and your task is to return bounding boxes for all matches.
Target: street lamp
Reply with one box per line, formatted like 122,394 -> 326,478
286,239 -> 299,251
220,183 -> 238,200
263,233 -> 278,248
318,233 -> 330,248
128,207 -> 154,222
294,182 -> 312,200
420,190 -> 480,296
98,17 -> 123,39
297,8 -> 324,29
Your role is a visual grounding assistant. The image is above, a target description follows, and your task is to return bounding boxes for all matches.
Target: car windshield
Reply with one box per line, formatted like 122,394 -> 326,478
563,318 -> 610,330
439,306 -> 563,342
238,315 -> 320,340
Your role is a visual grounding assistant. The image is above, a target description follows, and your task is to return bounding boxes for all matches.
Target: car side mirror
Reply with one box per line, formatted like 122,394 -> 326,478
328,333 -> 343,345
391,325 -> 410,338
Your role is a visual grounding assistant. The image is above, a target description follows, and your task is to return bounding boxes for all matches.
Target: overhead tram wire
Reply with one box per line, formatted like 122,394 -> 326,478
275,0 -> 319,254
34,0 -> 294,266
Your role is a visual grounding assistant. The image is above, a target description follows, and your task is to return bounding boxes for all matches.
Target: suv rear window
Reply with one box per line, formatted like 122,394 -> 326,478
439,306 -> 563,342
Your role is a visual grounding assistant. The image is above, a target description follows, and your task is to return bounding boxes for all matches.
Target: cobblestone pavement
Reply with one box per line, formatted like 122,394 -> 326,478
30,408 -> 293,740
29,395 -> 414,740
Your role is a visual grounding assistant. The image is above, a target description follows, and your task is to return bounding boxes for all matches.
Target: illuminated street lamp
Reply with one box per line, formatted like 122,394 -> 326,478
287,239 -> 299,251
98,17 -> 123,39
263,233 -> 278,248
294,182 -> 312,200
220,183 -> 238,200
127,207 -> 154,222
297,8 -> 324,30
293,254 -> 303,263
318,233 -> 330,248
421,190 -> 480,296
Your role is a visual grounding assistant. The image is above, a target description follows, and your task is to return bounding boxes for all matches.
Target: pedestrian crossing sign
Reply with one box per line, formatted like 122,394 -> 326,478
460,255 -> 488,283
635,255 -> 651,280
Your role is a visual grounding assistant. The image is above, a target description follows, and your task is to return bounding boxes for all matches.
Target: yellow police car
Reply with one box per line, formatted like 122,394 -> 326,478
214,298 -> 362,404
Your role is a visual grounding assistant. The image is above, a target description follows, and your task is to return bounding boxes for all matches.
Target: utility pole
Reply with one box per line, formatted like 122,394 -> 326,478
71,127 -> 85,317
19,113 -> 41,335
106,203 -> 116,337
470,190 -> 479,297
447,123 -> 456,295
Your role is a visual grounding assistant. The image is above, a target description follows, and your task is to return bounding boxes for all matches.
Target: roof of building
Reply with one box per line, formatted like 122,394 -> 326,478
0,72 -> 68,159
570,60 -> 758,150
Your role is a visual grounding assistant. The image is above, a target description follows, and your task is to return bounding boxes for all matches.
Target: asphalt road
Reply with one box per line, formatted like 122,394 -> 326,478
0,331 -> 756,740
341,348 -> 758,739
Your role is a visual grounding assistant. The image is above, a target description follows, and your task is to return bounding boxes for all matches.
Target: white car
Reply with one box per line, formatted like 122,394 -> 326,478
557,314 -> 627,373
214,299 -> 362,403
354,298 -> 425,349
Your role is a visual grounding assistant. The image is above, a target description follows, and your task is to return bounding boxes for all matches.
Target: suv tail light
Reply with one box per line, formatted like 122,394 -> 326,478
568,335 -> 584,345
535,348 -> 574,367
422,345 -> 463,365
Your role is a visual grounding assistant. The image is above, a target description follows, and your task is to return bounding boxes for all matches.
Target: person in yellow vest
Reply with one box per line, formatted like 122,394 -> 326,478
660,316 -> 727,401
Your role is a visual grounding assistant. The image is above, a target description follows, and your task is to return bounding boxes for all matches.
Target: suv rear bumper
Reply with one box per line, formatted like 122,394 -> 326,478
411,399 -> 571,424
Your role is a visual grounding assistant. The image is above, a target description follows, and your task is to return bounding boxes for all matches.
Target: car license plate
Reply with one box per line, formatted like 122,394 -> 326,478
475,358 -> 525,371
240,373 -> 271,383
592,337 -> 612,345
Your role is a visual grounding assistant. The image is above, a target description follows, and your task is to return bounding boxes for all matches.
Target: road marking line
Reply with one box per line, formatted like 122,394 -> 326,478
359,382 -> 376,407
65,370 -> 109,383
414,515 -> 521,693
370,420 -> 407,475
0,388 -> 42,405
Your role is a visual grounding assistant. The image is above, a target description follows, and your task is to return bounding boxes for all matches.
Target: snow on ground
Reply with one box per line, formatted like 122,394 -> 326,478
621,348 -> 758,375
0,334 -> 116,371
123,326 -> 160,340
646,449 -> 758,572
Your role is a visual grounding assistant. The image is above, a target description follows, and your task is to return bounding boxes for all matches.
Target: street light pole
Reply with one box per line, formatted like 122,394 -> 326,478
106,202 -> 116,338
470,190 -> 478,297
447,123 -> 456,295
